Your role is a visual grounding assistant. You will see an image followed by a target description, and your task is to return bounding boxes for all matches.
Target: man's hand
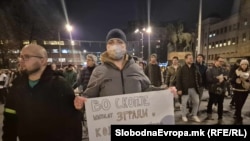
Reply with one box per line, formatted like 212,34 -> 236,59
74,96 -> 87,110
168,86 -> 177,95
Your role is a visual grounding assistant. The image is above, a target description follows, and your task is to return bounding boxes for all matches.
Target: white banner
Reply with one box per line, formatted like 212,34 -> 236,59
85,89 -> 174,141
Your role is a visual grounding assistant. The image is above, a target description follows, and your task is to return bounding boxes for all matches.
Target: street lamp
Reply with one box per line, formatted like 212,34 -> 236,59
65,24 -> 73,32
65,24 -> 75,64
58,31 -> 62,68
58,24 -> 74,68
135,27 -> 151,60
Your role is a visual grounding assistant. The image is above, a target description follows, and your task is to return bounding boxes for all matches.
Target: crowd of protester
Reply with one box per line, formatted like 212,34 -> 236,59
0,28 -> 249,141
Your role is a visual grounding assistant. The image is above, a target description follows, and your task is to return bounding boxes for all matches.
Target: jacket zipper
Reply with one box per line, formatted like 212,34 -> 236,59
120,70 -> 125,94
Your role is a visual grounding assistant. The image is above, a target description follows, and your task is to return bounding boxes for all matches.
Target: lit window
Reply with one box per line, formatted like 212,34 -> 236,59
44,41 -> 64,45
209,44 -> 211,49
223,40 -> 227,46
58,41 -> 65,45
62,49 -> 68,54
52,49 -> 58,53
47,58 -> 52,62
59,58 -> 66,62
215,42 -> 218,48
228,40 -> 231,45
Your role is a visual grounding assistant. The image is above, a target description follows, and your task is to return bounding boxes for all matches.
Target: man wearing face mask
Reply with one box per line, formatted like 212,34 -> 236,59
74,28 -> 176,109
74,28 -> 152,99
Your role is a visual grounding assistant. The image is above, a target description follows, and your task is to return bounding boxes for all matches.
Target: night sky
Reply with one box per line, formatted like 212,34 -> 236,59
65,0 -> 235,41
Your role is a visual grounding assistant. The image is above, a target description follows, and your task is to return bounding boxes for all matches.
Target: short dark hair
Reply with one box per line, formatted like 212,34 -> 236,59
68,64 -> 74,68
184,53 -> 192,59
197,54 -> 205,60
214,56 -> 222,61
172,56 -> 178,60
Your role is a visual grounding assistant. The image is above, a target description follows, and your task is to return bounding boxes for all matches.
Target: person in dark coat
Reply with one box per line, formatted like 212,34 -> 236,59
205,56 -> 228,124
176,53 -> 202,123
228,58 -> 242,108
195,54 -> 208,113
144,53 -> 162,87
2,44 -> 82,141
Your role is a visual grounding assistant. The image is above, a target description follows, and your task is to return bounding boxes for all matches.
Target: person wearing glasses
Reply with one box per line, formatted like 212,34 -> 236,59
2,44 -> 82,141
205,56 -> 228,124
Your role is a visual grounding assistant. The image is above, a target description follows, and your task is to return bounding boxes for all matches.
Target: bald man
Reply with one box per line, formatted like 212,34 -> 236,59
2,44 -> 82,141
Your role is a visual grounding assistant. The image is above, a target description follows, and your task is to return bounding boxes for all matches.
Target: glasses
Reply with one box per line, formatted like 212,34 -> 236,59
19,55 -> 43,61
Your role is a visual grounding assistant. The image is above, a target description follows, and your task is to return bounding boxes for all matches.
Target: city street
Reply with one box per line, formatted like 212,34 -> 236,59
175,90 -> 250,125
0,90 -> 249,140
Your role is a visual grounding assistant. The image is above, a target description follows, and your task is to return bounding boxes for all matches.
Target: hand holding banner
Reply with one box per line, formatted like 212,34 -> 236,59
85,89 -> 174,141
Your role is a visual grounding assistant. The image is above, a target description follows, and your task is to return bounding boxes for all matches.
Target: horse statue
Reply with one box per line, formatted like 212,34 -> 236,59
177,23 -> 195,52
177,32 -> 195,52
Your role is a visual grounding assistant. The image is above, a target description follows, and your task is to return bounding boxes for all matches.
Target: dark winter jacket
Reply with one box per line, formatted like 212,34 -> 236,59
2,66 -> 82,141
195,62 -> 207,88
176,63 -> 202,95
206,65 -> 228,93
144,63 -> 162,87
73,66 -> 96,91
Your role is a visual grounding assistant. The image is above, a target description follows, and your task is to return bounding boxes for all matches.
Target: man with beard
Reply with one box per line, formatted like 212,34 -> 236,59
176,53 -> 202,123
2,44 -> 82,141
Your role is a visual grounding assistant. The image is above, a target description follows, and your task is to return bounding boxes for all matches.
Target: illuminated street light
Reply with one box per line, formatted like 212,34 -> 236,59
65,24 -> 73,32
57,24 -> 75,67
134,27 -> 151,60
146,26 -> 151,33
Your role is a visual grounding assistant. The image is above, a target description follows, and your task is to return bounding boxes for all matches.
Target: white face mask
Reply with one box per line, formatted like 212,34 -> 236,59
108,45 -> 126,60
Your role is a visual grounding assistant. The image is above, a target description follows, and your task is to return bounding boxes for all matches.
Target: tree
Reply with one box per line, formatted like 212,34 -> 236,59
0,0 -> 64,68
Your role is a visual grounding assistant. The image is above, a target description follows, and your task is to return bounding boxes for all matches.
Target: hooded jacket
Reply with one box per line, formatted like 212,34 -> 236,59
83,52 -> 151,97
2,66 -> 82,141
